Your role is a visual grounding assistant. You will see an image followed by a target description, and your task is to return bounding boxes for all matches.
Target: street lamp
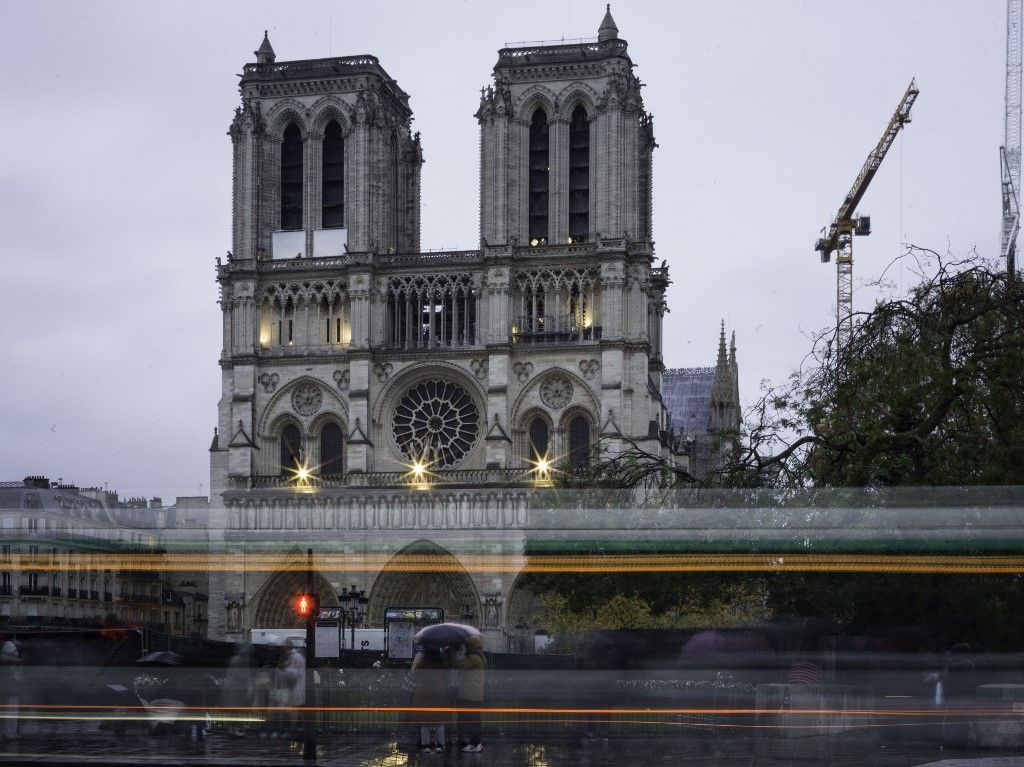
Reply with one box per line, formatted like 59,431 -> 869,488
339,584 -> 368,650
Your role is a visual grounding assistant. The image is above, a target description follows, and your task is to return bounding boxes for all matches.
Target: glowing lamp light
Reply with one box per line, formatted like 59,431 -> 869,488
535,457 -> 551,474
530,238 -> 540,247
411,461 -> 426,480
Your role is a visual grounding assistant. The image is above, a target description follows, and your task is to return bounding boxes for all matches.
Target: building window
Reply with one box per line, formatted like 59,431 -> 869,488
568,106 -> 590,242
280,122 -> 303,231
567,416 -> 591,468
392,380 -> 480,469
321,120 -> 344,228
280,424 -> 302,475
528,108 -> 549,245
528,417 -> 549,461
320,422 -> 344,475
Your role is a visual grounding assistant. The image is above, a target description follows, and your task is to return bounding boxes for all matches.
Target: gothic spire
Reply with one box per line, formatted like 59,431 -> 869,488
730,330 -> 737,366
598,4 -> 619,42
255,30 -> 276,64
716,319 -> 728,367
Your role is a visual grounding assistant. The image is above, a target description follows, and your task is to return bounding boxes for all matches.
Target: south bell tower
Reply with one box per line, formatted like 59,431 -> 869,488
477,6 -> 654,248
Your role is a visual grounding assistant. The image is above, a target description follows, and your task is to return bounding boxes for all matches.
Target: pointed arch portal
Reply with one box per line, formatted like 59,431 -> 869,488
366,540 -> 480,628
251,566 -> 338,629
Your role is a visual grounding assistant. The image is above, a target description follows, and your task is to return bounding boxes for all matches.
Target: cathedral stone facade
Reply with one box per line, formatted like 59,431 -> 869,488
207,10 -> 735,645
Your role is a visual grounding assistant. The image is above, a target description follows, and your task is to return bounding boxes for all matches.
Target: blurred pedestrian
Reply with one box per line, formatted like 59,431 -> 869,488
450,636 -> 487,752
278,642 -> 306,736
411,648 -> 447,752
1,637 -> 23,741
222,644 -> 255,737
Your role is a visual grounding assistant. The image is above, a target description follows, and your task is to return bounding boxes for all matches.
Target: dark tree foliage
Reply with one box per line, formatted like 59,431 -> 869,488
716,248 -> 1024,488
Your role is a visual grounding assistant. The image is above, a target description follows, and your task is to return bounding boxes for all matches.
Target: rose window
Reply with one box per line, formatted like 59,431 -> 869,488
392,380 -> 480,468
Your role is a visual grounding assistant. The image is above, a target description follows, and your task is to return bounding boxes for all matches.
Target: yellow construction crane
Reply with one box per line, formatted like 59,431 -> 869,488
815,80 -> 919,350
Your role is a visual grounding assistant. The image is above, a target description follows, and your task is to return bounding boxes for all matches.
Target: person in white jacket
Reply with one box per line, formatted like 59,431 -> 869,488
279,644 -> 306,733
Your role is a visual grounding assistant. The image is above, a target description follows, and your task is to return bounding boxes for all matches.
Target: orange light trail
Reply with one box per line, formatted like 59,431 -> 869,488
10,552 -> 1024,574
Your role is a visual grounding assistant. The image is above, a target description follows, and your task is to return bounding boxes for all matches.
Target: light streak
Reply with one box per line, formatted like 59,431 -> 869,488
11,552 -> 1024,574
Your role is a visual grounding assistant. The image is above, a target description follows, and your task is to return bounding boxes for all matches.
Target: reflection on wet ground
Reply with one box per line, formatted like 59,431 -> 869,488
0,723 -> 1019,767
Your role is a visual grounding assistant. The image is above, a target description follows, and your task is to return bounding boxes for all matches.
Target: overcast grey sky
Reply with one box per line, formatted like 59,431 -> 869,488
0,1 -> 1007,498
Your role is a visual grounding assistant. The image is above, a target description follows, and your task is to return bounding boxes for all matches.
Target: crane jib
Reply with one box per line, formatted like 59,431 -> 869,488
815,80 -> 920,258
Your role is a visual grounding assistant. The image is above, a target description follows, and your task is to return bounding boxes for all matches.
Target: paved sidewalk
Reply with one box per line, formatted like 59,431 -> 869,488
1,728 -> 1021,767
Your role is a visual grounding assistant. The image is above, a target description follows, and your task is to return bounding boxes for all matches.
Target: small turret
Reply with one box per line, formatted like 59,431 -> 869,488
598,4 -> 619,42
255,30 -> 276,65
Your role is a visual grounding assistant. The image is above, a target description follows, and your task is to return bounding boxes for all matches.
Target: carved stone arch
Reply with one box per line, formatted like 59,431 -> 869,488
555,82 -> 599,120
365,540 -> 480,628
258,374 -> 348,437
516,405 -> 555,465
265,99 -> 310,139
505,572 -> 546,632
308,96 -> 355,136
249,552 -> 339,630
308,409 -> 348,437
371,361 -> 486,426
374,363 -> 487,469
510,367 -> 600,429
557,401 -> 597,432
515,85 -> 557,122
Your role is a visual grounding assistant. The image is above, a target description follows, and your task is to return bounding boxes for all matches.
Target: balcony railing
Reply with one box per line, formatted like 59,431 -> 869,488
511,316 -> 602,345
19,586 -> 49,597
231,467 -> 538,491
51,587 -> 62,598
66,588 -> 77,599
90,590 -> 100,601
258,343 -> 349,358
104,592 -> 113,602
0,586 -> 12,596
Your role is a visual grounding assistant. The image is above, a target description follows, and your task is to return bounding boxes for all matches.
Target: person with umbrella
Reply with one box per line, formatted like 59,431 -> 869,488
447,635 -> 487,753
410,646 -> 447,752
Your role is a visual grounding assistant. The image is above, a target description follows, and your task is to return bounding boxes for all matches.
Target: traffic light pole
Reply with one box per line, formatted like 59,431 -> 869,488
303,547 -> 316,761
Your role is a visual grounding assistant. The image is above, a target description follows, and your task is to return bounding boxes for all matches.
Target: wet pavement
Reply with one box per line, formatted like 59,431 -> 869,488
0,723 -> 1020,767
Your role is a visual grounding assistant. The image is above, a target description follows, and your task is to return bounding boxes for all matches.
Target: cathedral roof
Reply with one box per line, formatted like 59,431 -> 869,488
598,4 -> 619,42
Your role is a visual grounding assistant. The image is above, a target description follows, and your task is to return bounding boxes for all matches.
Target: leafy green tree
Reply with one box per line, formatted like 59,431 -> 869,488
718,247 -> 1024,488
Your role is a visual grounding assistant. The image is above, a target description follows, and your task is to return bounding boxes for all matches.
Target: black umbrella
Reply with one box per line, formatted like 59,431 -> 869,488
414,623 -> 479,647
135,651 -> 184,666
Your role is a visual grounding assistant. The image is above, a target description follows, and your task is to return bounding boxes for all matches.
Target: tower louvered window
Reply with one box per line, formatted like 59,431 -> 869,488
569,106 -> 590,242
280,424 -> 302,476
280,123 -> 303,231
321,120 -> 344,228
320,422 -> 344,475
528,108 -> 549,244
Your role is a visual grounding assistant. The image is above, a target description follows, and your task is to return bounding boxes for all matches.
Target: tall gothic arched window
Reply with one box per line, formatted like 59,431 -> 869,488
567,416 -> 591,468
568,106 -> 590,242
528,108 -> 549,245
321,120 -> 344,228
528,417 -> 550,461
280,123 -> 303,231
280,424 -> 302,476
320,422 -> 344,475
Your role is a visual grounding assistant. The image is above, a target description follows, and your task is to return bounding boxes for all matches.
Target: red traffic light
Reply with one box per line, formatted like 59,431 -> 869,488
294,593 -> 317,618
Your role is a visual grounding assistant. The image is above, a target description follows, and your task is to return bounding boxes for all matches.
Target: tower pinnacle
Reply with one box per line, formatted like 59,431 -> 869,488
255,30 -> 276,65
598,4 -> 619,42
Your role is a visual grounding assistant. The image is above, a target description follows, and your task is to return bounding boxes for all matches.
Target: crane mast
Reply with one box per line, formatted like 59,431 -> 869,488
1002,0 -> 1022,274
815,80 -> 919,350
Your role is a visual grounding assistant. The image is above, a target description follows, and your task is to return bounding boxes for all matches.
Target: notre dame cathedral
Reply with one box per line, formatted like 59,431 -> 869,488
206,8 -> 740,644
